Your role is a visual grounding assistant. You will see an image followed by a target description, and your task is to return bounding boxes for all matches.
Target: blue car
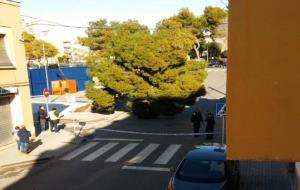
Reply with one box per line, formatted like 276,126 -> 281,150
167,143 -> 240,190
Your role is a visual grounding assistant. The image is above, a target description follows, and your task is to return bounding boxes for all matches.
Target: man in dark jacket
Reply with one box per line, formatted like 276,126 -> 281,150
205,112 -> 215,140
17,125 -> 31,153
191,108 -> 203,138
38,105 -> 48,131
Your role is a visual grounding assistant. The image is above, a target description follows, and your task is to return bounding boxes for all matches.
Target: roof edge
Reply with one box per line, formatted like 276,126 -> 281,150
0,0 -> 20,7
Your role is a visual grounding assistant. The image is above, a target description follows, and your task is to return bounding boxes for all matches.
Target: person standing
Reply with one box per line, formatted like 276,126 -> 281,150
205,112 -> 215,140
191,108 -> 203,138
48,107 -> 60,132
12,126 -> 20,151
17,125 -> 31,153
38,105 -> 48,132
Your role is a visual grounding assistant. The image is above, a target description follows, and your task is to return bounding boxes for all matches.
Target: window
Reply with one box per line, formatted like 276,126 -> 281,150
176,159 -> 226,183
0,34 -> 13,67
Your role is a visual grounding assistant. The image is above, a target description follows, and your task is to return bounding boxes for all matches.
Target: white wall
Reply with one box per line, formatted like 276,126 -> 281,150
10,93 -> 24,128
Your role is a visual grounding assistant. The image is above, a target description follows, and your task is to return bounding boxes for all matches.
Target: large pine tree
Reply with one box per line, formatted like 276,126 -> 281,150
80,10 -> 211,117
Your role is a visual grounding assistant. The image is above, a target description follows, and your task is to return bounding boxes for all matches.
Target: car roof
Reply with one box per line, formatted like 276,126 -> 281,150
185,143 -> 226,161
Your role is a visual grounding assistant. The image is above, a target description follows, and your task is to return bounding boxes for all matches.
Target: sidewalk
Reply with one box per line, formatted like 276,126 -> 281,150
0,129 -> 80,167
0,110 -> 130,168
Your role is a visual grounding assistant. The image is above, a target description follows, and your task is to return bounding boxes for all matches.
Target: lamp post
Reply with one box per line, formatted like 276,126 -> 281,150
202,30 -> 212,63
42,38 -> 50,113
35,30 -> 50,113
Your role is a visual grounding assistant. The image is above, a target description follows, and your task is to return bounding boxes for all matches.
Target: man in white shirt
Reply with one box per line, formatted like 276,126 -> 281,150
48,108 -> 60,132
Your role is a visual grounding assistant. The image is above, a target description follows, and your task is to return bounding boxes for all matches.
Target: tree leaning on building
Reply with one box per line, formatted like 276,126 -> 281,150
79,9 -> 227,117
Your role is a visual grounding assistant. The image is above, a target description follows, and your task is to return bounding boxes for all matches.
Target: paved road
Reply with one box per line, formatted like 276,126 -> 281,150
2,68 -> 291,190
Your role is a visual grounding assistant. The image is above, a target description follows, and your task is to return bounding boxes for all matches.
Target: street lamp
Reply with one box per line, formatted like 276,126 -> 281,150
22,28 -> 51,113
203,30 -> 212,62
40,30 -> 50,114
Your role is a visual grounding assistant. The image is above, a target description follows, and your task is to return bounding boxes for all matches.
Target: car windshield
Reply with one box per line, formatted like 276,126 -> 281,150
176,159 -> 226,183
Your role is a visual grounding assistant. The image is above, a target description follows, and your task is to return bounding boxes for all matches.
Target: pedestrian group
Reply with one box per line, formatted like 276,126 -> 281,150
38,106 -> 62,133
13,105 -> 62,154
191,108 -> 215,140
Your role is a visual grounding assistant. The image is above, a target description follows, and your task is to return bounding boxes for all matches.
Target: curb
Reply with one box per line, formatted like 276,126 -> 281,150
0,156 -> 53,169
0,134 -> 85,168
0,143 -> 15,152
60,112 -> 130,125
0,138 -> 86,169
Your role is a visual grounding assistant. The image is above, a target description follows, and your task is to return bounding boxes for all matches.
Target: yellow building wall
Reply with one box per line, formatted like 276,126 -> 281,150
227,0 -> 300,161
0,0 -> 34,135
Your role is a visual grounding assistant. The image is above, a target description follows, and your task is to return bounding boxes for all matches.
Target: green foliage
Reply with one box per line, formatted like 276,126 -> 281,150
132,100 -> 159,119
85,82 -> 115,113
221,50 -> 228,58
22,32 -> 59,62
57,55 -> 69,63
201,6 -> 227,36
157,8 -> 203,37
205,42 -> 222,57
81,14 -> 208,117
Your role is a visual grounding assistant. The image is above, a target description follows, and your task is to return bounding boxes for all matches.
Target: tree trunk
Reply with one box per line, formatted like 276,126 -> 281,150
194,41 -> 201,60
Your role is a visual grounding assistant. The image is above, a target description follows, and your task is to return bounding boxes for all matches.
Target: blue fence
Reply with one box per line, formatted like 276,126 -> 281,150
28,66 -> 91,96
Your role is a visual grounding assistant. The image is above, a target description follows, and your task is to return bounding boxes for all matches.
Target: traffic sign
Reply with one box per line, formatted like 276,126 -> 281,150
43,88 -> 50,97
216,103 -> 226,117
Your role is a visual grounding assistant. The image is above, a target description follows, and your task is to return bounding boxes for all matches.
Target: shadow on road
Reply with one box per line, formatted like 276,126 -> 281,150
2,96 -> 292,190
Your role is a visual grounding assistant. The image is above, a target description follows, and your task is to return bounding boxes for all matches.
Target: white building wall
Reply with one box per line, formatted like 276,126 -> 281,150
10,93 -> 24,128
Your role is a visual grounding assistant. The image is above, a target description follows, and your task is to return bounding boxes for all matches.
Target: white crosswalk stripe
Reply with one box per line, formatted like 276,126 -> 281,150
105,143 -> 140,162
60,142 -> 99,161
82,142 -> 118,161
93,138 -> 143,142
60,142 -> 184,166
128,144 -> 160,164
154,144 -> 182,165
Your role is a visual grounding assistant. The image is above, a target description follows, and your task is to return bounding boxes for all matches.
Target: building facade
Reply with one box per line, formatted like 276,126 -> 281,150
0,0 -> 34,146
227,0 -> 300,161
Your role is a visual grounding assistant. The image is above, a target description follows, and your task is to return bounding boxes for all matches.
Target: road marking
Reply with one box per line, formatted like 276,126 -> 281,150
122,165 -> 170,172
128,144 -> 159,164
82,142 -> 118,161
60,142 -> 99,161
105,143 -> 140,162
93,138 -> 144,142
154,144 -> 182,165
215,69 -> 220,72
207,68 -> 212,72
98,128 -> 219,136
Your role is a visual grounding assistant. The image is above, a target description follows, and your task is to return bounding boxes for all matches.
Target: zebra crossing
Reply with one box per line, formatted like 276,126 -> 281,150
59,141 -> 183,167
207,68 -> 227,72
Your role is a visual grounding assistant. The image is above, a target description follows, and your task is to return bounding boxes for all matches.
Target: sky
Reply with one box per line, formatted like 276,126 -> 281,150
20,0 -> 226,53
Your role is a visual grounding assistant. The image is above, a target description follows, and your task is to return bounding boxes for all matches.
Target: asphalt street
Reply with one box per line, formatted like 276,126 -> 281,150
2,68 -> 292,190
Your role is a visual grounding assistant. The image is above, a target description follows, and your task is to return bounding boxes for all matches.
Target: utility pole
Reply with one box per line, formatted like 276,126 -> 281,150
42,38 -> 50,113
207,46 -> 209,62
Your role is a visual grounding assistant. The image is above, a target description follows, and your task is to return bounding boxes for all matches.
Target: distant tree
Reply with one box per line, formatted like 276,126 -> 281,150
205,42 -> 222,58
22,32 -> 59,64
157,8 -> 203,36
221,50 -> 228,58
80,19 -> 207,117
157,8 -> 206,60
201,6 -> 227,38
215,16 -> 228,39
57,55 -> 69,63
